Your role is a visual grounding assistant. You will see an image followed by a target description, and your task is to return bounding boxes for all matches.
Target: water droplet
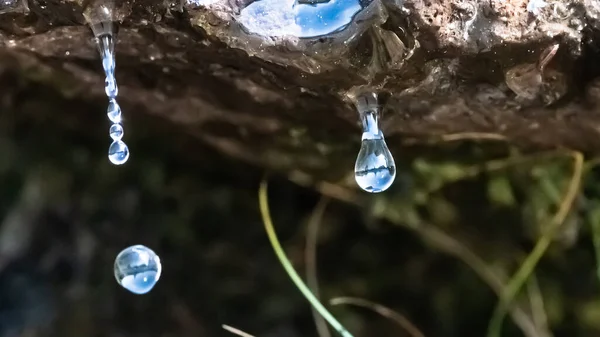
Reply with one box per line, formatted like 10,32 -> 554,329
109,123 -> 123,140
108,140 -> 129,165
239,0 -> 366,38
114,245 -> 161,295
353,92 -> 396,193
355,138 -> 396,193
105,77 -> 118,98
107,99 -> 121,123
527,0 -> 547,17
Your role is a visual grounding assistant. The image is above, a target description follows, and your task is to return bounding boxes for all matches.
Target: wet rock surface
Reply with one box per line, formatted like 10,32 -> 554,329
0,0 -> 600,186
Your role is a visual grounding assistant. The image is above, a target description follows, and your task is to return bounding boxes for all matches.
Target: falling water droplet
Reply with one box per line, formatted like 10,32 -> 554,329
108,140 -> 129,165
105,77 -> 118,98
353,92 -> 396,193
107,98 -> 121,123
114,245 -> 161,295
109,123 -> 124,140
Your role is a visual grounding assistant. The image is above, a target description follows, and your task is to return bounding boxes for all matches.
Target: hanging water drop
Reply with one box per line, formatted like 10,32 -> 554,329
114,245 -> 162,295
353,92 -> 396,193
108,140 -> 129,165
96,34 -> 119,98
87,17 -> 130,165
109,123 -> 124,140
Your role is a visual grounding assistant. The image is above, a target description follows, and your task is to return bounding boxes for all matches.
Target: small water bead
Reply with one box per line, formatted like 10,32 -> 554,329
114,245 -> 161,295
107,98 -> 121,123
108,140 -> 129,165
355,138 -> 396,193
353,92 -> 396,193
105,77 -> 118,98
109,123 -> 123,140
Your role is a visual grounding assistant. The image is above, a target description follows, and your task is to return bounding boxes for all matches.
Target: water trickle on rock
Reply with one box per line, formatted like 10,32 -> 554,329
239,0 -> 367,38
353,92 -> 396,193
114,245 -> 162,295
85,7 -> 129,165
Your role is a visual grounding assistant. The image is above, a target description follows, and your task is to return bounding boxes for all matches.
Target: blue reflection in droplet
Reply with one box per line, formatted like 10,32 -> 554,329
109,123 -> 124,141
353,92 -> 396,193
108,140 -> 129,165
114,245 -> 162,295
294,0 -> 362,37
354,138 -> 396,193
239,0 -> 364,38
107,99 -> 122,123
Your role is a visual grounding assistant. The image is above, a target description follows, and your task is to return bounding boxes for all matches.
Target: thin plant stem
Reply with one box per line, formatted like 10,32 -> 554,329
587,202 -> 600,283
583,158 -> 600,284
415,223 -> 545,337
289,149 -> 569,337
259,178 -> 354,337
306,197 -> 332,337
486,151 -> 584,337
290,158 -> 548,337
591,214 -> 600,282
222,325 -> 256,337
330,297 -> 425,337
527,274 -> 551,336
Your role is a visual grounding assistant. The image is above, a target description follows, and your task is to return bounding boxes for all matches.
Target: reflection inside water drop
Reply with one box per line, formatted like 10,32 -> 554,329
108,140 -> 129,165
239,0 -> 366,38
109,123 -> 124,140
353,92 -> 396,193
355,139 -> 396,193
114,245 -> 162,295
107,99 -> 121,123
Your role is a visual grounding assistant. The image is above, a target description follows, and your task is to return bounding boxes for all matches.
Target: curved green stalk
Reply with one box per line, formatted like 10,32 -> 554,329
259,178 -> 354,337
486,151 -> 583,337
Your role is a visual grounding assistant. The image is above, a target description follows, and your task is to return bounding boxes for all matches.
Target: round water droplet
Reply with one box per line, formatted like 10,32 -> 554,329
114,245 -> 161,295
108,140 -> 129,165
105,77 -> 118,98
109,123 -> 124,140
107,99 -> 121,123
354,138 -> 396,193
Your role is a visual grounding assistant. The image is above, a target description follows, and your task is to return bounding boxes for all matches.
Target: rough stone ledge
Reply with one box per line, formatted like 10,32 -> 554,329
0,0 -> 599,185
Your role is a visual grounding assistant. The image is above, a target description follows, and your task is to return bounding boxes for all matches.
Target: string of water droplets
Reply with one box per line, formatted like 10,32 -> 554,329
93,23 -> 130,165
354,92 -> 396,193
